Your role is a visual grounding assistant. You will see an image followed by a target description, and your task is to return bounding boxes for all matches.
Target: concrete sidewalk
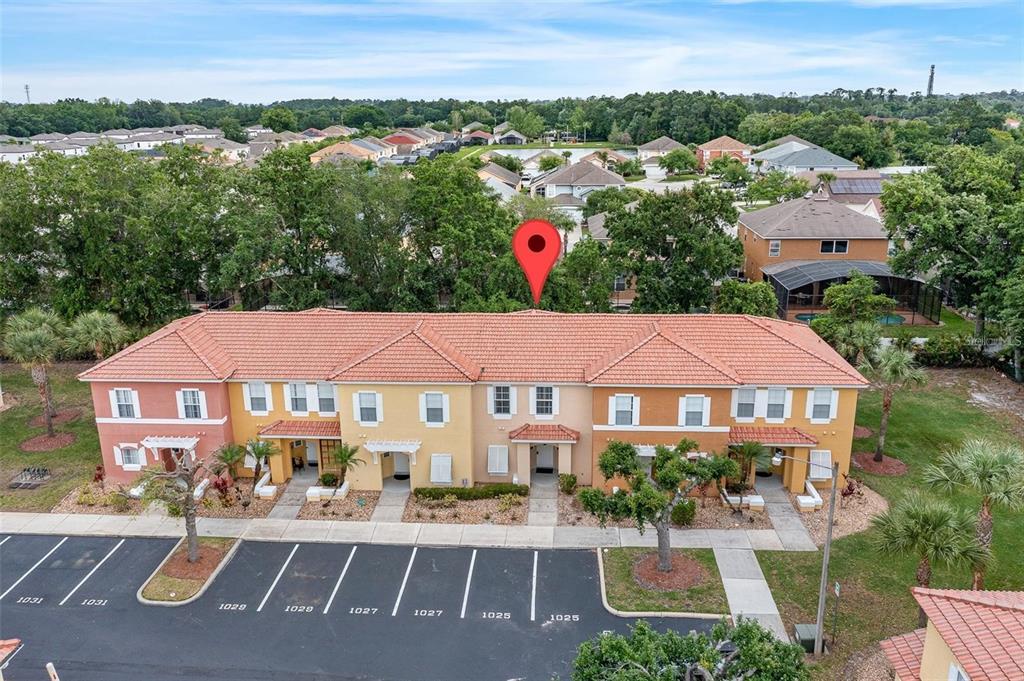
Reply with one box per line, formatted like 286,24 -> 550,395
0,511 -> 818,552
714,547 -> 787,639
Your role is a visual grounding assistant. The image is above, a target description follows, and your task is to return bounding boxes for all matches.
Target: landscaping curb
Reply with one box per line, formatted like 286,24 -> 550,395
136,536 -> 240,608
595,547 -> 729,622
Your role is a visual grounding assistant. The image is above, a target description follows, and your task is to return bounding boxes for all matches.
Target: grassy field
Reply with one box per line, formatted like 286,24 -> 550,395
1,362 -> 102,511
758,376 -> 1023,679
602,547 -> 729,615
880,307 -> 974,339
662,173 -> 700,182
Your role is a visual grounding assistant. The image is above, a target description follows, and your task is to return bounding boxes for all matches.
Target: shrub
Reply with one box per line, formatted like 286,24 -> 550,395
413,483 -> 528,501
319,472 -> 339,487
77,485 -> 97,506
558,473 -> 578,495
165,502 -> 183,517
105,492 -> 131,512
916,333 -> 987,367
671,498 -> 696,526
212,476 -> 231,500
497,493 -> 523,513
93,465 -> 105,484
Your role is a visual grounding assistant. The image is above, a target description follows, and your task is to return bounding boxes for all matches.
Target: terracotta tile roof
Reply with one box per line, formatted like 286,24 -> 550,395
382,134 -> 420,145
728,426 -> 817,446
697,135 -> 752,151
912,588 -> 1024,681
258,419 -> 342,438
880,628 -> 925,680
0,639 -> 21,664
509,423 -> 580,442
80,310 -> 867,386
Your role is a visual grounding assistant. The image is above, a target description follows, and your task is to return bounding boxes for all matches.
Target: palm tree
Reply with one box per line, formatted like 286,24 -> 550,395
214,443 -> 247,480
67,311 -> 129,360
333,442 -> 365,486
815,171 -> 837,192
731,441 -> 771,511
859,346 -> 926,462
834,320 -> 881,365
872,494 -> 987,625
4,323 -> 65,437
924,439 -> 1024,589
245,439 -> 278,502
6,308 -> 67,418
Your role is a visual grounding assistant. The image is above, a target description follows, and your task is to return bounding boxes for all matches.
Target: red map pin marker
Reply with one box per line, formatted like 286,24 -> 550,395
513,219 -> 561,305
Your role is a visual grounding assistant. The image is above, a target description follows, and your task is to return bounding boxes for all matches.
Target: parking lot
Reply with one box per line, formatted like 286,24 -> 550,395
1,534 -> 715,680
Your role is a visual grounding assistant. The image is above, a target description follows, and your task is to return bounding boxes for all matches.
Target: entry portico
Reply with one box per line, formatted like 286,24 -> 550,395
257,419 -> 343,483
509,424 -> 579,486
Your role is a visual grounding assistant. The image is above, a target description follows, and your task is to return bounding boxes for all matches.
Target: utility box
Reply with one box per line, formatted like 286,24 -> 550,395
793,624 -> 818,653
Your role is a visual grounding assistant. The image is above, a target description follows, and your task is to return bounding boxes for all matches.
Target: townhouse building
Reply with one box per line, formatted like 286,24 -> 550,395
80,310 -> 865,496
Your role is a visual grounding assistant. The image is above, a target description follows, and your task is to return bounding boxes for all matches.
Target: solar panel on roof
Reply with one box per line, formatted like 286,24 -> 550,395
830,179 -> 883,194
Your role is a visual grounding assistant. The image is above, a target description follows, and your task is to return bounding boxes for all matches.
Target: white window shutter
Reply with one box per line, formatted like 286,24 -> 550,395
242,383 -> 252,411
677,396 -> 686,426
805,390 -> 815,419
139,447 -> 148,464
488,445 -> 509,474
244,452 -> 256,468
608,396 -> 616,425
306,383 -> 318,413
113,446 -> 123,466
376,393 -> 383,421
198,391 -> 208,419
528,387 -> 537,415
631,396 -> 640,426
552,387 -> 560,415
131,390 -> 141,418
509,387 -> 518,415
266,384 -> 274,411
352,393 -> 360,421
175,390 -> 185,419
829,390 -> 839,420
486,386 -> 494,414
418,393 -> 427,423
729,389 -> 738,418
784,390 -> 793,418
702,396 -> 711,426
442,393 -> 450,423
754,389 -> 768,418
108,390 -> 119,418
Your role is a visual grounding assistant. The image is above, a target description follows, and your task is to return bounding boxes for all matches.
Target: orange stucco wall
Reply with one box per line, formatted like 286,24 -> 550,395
739,224 -> 889,281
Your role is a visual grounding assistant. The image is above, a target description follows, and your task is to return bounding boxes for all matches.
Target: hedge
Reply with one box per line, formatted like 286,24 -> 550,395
413,483 -> 529,501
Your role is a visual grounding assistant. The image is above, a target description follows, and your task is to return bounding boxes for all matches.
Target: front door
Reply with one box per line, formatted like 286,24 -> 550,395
535,444 -> 554,473
393,452 -> 410,480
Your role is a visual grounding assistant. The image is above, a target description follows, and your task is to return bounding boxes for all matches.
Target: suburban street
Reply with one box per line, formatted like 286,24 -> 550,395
0,534 -> 715,680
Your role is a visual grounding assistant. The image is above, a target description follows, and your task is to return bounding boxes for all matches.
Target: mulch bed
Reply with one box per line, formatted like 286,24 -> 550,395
51,482 -> 143,515
297,491 -> 380,521
402,495 -> 527,525
632,552 -> 707,592
852,452 -> 908,476
20,432 -> 75,451
852,425 -> 874,438
197,482 -> 287,518
29,408 -> 82,428
161,542 -> 231,580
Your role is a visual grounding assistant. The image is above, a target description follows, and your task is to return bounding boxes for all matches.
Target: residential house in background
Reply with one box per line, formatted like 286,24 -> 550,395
642,156 -> 667,180
530,161 -> 625,200
477,162 -> 523,192
383,132 -> 426,152
522,150 -> 562,177
185,137 -> 249,163
496,129 -> 527,145
796,170 -> 886,219
881,588 -> 1024,681
580,149 -> 629,169
461,121 -> 487,134
321,125 -> 359,137
0,144 -> 39,163
463,130 -> 494,145
493,121 -> 512,136
309,141 -> 378,164
80,310 -> 865,498
751,135 -> 858,174
245,124 -> 273,139
696,135 -> 753,170
637,135 -> 683,161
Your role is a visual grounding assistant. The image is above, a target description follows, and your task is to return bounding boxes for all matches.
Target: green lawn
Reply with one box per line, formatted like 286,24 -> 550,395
0,362 -> 101,511
662,173 -> 699,182
758,376 -> 1023,679
880,307 -> 974,339
603,547 -> 729,615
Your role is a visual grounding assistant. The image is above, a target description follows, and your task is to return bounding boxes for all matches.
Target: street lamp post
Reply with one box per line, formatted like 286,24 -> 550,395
771,453 -> 840,656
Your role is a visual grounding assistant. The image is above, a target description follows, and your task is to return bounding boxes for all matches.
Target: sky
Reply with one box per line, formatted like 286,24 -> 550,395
1,0 -> 1021,104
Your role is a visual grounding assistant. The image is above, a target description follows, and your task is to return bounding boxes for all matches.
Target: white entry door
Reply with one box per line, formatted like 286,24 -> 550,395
307,441 -> 319,466
393,452 -> 410,476
535,444 -> 554,471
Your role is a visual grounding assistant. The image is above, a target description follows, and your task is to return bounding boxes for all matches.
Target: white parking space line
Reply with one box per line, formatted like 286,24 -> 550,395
256,544 -> 299,613
0,537 -> 68,601
459,549 -> 477,619
323,546 -> 357,614
391,546 -> 418,617
530,550 -> 538,622
0,536 -> 10,548
59,538 -> 125,606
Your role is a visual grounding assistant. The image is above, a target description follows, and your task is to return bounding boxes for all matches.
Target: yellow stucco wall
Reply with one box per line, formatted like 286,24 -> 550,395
919,622 -> 961,681
338,383 -> 475,491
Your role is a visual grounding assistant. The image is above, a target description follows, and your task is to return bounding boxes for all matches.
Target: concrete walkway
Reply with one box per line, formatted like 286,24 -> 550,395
0,510 -> 818,552
369,478 -> 410,523
758,476 -> 817,551
714,547 -> 787,639
267,468 -> 317,520
527,474 -> 557,526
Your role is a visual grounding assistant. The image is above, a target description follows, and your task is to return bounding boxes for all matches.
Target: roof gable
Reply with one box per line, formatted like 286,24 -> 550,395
698,135 -> 752,151
638,135 -> 683,151
737,195 -> 886,239
330,322 -> 481,383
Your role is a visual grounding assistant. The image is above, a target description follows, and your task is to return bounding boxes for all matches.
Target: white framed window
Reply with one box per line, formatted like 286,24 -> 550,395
534,386 -> 554,416
121,446 -> 140,466
808,450 -> 832,481
947,663 -> 969,681
420,391 -> 448,426
766,388 -> 787,420
176,388 -> 205,420
110,388 -> 139,419
317,383 -> 336,414
614,395 -> 634,426
683,395 -> 706,427
735,388 -> 756,420
820,240 -> 848,254
353,391 -> 381,425
808,388 -> 836,422
492,385 -> 511,416
288,382 -> 308,414
114,443 -> 144,471
245,381 -> 270,414
487,445 -> 509,475
768,240 -> 781,257
430,453 -> 453,484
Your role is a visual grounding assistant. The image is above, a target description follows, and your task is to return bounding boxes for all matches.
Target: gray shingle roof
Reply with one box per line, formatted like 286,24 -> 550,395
638,135 -> 683,151
761,146 -> 858,170
533,161 -> 625,187
479,162 -> 521,187
738,195 -> 886,239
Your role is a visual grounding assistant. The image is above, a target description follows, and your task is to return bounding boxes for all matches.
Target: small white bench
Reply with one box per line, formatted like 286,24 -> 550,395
796,480 -> 824,512
254,472 -> 277,499
722,494 -> 765,510
305,481 -> 349,502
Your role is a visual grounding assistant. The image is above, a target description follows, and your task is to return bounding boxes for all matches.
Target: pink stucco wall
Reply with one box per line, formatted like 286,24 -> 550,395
89,381 -> 234,483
